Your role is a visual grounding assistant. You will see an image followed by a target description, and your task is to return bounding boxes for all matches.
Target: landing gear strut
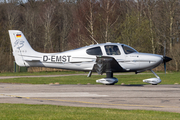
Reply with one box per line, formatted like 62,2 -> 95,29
143,69 -> 161,85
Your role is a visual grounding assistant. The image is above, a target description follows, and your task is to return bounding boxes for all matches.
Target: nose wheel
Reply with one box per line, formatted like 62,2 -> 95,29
143,70 -> 161,85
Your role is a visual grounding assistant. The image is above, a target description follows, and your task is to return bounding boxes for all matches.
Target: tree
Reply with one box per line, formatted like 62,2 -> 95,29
83,0 -> 96,44
40,2 -> 56,52
117,10 -> 152,52
99,0 -> 120,42
19,1 -> 42,51
57,2 -> 73,51
3,3 -> 19,69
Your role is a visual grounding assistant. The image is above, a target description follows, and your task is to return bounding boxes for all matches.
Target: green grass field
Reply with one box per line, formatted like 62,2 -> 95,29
0,71 -> 179,85
0,103 -> 180,120
0,71 -> 83,76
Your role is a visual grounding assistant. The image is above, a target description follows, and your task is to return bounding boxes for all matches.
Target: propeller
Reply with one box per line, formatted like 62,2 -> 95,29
163,56 -> 172,74
163,41 -> 172,74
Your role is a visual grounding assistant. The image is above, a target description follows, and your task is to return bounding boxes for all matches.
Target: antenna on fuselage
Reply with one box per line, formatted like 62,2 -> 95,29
90,36 -> 98,44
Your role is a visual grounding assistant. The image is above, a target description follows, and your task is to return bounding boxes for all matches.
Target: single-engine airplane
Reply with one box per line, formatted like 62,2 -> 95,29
9,30 -> 172,85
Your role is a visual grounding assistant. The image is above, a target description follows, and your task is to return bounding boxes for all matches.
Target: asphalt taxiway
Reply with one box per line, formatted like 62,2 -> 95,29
0,83 -> 180,113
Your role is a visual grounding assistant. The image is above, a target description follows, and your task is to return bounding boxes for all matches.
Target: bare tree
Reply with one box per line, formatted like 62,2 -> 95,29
58,3 -> 73,51
99,0 -> 119,42
168,0 -> 179,53
69,1 -> 92,48
20,2 -> 41,51
4,3 -> 19,67
145,0 -> 157,54
171,43 -> 180,71
40,3 -> 56,52
83,0 -> 97,44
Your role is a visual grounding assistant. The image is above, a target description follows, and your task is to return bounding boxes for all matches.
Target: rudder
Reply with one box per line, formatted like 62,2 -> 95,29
9,30 -> 37,66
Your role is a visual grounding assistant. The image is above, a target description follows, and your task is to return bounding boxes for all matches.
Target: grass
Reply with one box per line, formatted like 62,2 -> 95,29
0,71 -> 84,76
0,103 -> 180,120
0,71 -> 179,85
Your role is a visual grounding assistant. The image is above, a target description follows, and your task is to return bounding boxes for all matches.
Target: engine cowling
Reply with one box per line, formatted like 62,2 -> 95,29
96,78 -> 118,85
143,78 -> 161,85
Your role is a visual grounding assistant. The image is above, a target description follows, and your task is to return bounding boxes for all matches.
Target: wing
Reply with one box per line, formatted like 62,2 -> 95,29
92,56 -> 126,75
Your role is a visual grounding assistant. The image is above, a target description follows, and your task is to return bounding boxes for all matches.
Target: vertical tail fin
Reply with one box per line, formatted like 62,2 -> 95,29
9,30 -> 38,66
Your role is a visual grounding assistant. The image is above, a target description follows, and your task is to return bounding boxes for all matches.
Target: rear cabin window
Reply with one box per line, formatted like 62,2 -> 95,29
86,47 -> 102,55
105,45 -> 121,55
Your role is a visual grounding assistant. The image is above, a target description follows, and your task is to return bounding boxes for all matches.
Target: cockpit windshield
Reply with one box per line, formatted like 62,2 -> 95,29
122,45 -> 138,54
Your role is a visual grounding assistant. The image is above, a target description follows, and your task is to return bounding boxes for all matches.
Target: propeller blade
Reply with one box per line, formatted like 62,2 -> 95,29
163,56 -> 172,74
164,61 -> 166,74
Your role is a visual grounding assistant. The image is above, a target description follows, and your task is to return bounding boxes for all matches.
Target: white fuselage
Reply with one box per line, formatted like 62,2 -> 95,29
18,43 -> 163,73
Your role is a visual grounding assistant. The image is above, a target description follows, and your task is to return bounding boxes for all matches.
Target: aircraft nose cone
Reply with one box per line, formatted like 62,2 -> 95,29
163,56 -> 172,63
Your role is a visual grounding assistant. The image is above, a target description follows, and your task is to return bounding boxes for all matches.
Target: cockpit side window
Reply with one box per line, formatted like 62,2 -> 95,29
105,45 -> 121,55
86,47 -> 102,55
122,45 -> 137,54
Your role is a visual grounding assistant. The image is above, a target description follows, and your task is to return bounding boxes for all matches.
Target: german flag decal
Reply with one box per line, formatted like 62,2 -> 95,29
16,34 -> 21,38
